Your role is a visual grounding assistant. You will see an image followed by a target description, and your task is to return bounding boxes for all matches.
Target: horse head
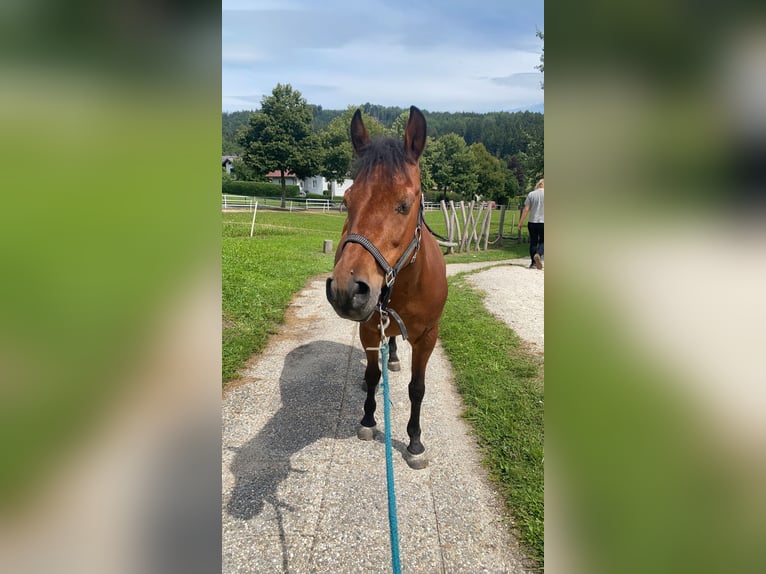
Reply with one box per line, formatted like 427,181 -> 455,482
326,106 -> 427,322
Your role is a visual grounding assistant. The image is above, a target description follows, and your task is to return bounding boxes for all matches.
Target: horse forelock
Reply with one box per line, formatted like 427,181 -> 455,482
352,137 -> 417,185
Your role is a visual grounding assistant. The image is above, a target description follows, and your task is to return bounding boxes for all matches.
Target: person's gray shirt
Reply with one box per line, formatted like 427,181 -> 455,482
524,189 -> 544,223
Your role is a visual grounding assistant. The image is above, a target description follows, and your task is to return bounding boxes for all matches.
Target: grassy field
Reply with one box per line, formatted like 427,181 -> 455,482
222,208 -> 544,565
222,210 -> 342,382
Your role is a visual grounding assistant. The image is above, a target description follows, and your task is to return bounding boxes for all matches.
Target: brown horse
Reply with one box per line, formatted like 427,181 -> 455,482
325,106 -> 447,469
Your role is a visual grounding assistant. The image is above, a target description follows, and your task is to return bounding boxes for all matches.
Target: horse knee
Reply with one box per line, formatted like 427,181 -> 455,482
408,380 -> 425,402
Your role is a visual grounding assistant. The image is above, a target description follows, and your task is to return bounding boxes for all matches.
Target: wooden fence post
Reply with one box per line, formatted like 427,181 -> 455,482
440,199 -> 450,239
449,201 -> 460,254
497,206 -> 506,246
482,204 -> 492,250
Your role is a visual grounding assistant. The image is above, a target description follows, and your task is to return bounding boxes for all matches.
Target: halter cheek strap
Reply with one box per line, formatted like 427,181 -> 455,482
340,203 -> 423,341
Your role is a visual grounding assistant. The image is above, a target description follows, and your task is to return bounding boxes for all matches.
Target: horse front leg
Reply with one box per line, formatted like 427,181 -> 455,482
357,324 -> 381,441
387,336 -> 401,371
404,327 -> 438,469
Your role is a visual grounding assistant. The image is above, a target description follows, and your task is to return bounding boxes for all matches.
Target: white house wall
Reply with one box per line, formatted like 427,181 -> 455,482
329,178 -> 354,197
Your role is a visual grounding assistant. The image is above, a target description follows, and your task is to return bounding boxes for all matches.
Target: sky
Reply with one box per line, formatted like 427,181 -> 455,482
222,0 -> 544,114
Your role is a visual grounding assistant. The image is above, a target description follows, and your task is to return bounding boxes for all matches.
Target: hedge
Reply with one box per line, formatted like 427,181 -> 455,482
222,181 -> 301,197
304,192 -> 341,201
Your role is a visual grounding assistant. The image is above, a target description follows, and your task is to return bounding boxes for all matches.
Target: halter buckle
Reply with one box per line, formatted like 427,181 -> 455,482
378,307 -> 391,345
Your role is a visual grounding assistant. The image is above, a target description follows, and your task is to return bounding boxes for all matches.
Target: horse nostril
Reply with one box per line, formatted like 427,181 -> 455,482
355,281 -> 370,297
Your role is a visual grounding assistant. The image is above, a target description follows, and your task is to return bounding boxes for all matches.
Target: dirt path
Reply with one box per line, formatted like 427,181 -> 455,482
459,259 -> 544,354
222,262 -> 542,573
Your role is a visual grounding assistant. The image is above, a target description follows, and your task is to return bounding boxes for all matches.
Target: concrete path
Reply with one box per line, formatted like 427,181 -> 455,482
222,261 -> 537,573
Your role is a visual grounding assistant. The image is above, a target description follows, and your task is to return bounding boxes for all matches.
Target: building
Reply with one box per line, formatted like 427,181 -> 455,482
265,171 -> 353,198
222,155 -> 239,174
265,170 -> 302,187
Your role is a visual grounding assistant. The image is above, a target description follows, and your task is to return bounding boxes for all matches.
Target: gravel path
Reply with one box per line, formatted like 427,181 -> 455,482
455,259 -> 544,355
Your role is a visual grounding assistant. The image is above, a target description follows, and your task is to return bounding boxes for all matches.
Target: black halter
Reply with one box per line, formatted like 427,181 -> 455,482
340,199 -> 423,340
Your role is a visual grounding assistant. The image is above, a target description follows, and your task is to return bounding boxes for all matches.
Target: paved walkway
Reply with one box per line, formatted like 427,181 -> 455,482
222,261 -> 538,573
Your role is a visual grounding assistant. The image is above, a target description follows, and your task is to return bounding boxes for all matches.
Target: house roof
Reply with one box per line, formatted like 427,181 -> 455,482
222,155 -> 239,165
266,170 -> 297,178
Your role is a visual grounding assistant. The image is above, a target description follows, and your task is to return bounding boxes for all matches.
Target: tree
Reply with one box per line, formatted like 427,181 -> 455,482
418,136 -> 436,196
506,154 -> 526,194
231,158 -> 259,181
470,143 -> 508,203
390,111 -> 409,138
318,106 -> 388,185
428,133 -> 478,200
237,84 -> 317,208
521,136 -> 544,189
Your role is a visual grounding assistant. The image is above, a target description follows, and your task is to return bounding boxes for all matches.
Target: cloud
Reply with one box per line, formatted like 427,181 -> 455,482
490,72 -> 543,88
222,0 -> 544,112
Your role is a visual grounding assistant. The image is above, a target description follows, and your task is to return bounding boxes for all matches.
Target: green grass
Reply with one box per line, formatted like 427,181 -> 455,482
439,274 -> 545,566
222,210 -> 343,382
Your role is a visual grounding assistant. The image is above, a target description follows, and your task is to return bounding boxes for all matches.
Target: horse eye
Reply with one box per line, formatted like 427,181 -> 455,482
395,201 -> 411,215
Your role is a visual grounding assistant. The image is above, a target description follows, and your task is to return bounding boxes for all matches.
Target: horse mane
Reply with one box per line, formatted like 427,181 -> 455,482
351,136 -> 415,181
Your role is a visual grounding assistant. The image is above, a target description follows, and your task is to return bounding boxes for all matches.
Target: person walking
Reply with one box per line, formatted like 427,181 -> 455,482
518,178 -> 544,269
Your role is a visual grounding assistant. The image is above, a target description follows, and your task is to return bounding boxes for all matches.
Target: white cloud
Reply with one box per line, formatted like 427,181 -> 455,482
222,2 -> 544,112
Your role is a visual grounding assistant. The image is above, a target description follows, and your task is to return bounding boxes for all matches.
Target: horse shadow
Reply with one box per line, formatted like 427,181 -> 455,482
226,339 -> 410,523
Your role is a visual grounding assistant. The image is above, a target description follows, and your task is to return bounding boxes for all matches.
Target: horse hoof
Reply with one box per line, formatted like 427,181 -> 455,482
387,360 -> 401,372
403,449 -> 429,470
357,425 -> 377,441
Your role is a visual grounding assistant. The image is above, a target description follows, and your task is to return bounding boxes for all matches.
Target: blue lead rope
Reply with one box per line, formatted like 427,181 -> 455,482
380,341 -> 402,574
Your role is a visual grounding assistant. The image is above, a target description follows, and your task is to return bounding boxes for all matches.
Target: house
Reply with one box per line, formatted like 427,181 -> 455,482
301,175 -> 325,195
326,178 -> 354,198
222,155 -> 239,174
266,170 -> 301,187
266,172 -> 354,198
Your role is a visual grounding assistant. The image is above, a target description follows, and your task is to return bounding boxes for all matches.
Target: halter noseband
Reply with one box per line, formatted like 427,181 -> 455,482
340,198 -> 424,341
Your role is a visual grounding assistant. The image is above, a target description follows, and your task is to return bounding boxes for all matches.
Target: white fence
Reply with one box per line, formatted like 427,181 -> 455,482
304,198 -> 332,211
222,194 -> 345,212
222,194 -> 257,210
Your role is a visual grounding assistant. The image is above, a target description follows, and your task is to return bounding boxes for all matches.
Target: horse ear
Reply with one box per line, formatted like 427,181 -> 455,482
404,106 -> 427,162
350,109 -> 370,155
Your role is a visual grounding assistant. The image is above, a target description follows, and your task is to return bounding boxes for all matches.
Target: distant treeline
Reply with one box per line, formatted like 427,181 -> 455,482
223,103 -> 543,160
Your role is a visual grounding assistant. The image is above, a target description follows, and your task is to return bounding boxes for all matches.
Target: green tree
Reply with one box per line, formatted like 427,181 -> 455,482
231,158 -> 259,181
523,136 -> 544,187
506,154 -> 527,194
429,133 -> 478,200
318,106 -> 388,184
390,111 -> 409,138
504,165 -> 521,198
419,135 -> 436,196
470,143 -> 508,203
237,83 -> 318,208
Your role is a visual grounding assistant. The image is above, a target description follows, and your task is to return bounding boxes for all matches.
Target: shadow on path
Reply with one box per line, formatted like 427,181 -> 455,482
226,340 -> 367,521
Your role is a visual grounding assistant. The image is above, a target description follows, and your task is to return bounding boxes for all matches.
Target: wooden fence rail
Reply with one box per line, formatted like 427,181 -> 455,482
438,200 -> 521,253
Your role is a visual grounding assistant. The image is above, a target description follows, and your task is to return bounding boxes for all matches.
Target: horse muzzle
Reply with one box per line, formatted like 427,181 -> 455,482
325,276 -> 379,322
